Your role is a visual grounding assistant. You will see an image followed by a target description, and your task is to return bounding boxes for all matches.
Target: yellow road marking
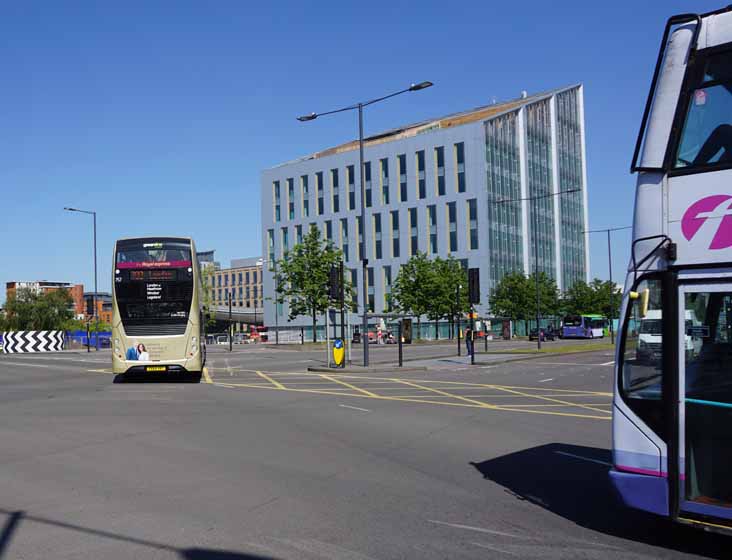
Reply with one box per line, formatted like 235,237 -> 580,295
487,384 -> 610,414
202,367 -> 213,384
392,378 -> 496,408
319,374 -> 379,397
256,370 -> 285,390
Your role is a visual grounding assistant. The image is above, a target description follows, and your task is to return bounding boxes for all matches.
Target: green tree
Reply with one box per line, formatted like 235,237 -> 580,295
273,227 -> 347,342
392,252 -> 434,339
489,271 -> 559,333
3,287 -> 75,331
562,278 -> 621,322
589,278 -> 622,323
561,280 -> 595,316
200,264 -> 218,329
432,256 -> 469,339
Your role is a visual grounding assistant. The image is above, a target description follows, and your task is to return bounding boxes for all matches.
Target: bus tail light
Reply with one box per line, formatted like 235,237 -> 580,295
114,338 -> 121,355
189,337 -> 197,356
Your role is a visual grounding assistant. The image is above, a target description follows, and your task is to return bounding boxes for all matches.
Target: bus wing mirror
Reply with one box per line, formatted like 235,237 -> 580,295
628,289 -> 650,318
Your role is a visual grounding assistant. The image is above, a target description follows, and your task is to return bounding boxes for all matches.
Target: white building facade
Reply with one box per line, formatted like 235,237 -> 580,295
261,85 -> 590,330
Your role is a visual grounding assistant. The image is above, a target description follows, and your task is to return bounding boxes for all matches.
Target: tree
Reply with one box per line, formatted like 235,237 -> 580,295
489,271 -> 559,333
2,287 -> 75,331
273,227 -> 347,342
561,280 -> 595,316
433,257 -> 469,339
200,264 -> 218,329
392,253 -> 434,339
562,278 -> 622,322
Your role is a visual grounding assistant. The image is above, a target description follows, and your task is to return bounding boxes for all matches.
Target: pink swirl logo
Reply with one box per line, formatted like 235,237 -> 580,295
681,195 -> 732,250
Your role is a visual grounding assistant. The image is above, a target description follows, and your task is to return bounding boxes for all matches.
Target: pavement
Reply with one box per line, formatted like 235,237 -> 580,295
0,342 -> 726,559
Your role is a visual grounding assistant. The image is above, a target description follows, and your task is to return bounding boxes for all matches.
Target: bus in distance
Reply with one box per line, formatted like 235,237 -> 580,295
112,237 -> 205,380
561,314 -> 607,339
612,5 -> 732,535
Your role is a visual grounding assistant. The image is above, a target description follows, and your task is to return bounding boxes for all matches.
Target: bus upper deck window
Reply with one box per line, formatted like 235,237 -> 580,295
675,51 -> 732,170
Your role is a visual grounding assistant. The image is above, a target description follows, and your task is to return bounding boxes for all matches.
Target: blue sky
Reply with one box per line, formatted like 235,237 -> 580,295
0,1 -> 722,302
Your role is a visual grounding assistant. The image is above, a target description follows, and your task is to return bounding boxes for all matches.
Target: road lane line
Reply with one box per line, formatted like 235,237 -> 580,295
256,371 -> 286,389
599,361 -> 615,366
339,404 -> 371,413
471,542 -> 518,556
427,520 -> 528,539
320,374 -> 378,397
202,367 -> 213,384
554,450 -> 612,467
538,378 -> 554,383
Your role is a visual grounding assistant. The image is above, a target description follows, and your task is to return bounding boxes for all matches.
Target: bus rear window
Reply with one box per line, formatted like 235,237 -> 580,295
563,315 -> 582,326
116,241 -> 191,267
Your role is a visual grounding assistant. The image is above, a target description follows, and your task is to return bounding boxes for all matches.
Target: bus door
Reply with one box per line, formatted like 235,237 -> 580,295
677,282 -> 732,522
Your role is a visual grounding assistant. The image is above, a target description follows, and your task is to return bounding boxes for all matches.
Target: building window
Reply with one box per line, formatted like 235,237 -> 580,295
350,269 -> 358,312
331,168 -> 339,213
217,275 -> 221,287
287,178 -> 295,219
428,204 -> 437,254
253,270 -> 257,283
409,207 -> 418,255
435,146 -> 445,196
383,265 -> 392,312
238,272 -> 242,285
224,274 -> 228,286
347,164 -> 356,210
391,210 -> 400,258
316,171 -> 324,215
367,267 -> 375,313
468,199 -> 479,250
365,162 -> 372,207
357,216 -> 363,260
380,158 -> 389,205
246,286 -> 250,299
341,218 -> 349,262
281,227 -> 289,256
373,213 -> 382,260
322,220 -> 332,245
398,154 -> 407,202
416,150 -> 426,199
246,271 -> 250,284
301,175 -> 309,217
239,286 -> 243,298
296,224 -> 303,245
218,288 -> 222,301
448,202 -> 457,252
455,142 -> 466,193
273,181 -> 281,222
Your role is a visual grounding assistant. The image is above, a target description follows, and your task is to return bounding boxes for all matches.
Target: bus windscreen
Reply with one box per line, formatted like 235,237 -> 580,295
116,240 -> 191,269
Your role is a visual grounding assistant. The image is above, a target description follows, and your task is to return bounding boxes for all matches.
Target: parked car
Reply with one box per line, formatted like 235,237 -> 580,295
529,327 -> 556,341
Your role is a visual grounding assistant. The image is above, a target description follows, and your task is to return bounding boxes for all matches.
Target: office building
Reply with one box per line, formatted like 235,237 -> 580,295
261,85 -> 590,329
206,256 -> 263,310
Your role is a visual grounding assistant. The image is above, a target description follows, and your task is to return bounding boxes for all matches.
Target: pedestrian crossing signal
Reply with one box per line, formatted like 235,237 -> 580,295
468,268 -> 480,304
328,265 -> 342,301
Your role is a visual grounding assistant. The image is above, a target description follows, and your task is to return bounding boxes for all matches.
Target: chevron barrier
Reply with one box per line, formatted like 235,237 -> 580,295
1,331 -> 65,353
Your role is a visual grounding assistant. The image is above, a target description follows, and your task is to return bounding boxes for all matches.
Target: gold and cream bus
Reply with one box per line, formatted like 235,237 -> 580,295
112,237 -> 205,381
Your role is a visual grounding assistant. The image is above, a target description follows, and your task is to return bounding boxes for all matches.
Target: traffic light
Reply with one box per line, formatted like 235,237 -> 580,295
86,296 -> 94,317
468,268 -> 480,304
328,265 -> 342,301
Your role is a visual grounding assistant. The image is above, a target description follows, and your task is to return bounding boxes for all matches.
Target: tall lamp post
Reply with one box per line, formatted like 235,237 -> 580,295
584,225 -> 632,344
64,207 -> 98,350
297,81 -> 433,366
492,188 -> 580,351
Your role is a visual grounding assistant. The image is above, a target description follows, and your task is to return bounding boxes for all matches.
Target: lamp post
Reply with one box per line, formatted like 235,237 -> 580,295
64,207 -> 98,350
584,225 -> 632,344
297,81 -> 433,366
492,188 -> 580,351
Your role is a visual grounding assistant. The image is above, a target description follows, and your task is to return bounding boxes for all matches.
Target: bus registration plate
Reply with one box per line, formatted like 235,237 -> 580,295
146,365 -> 167,372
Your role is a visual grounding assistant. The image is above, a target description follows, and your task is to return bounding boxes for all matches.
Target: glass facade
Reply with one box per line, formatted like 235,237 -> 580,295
341,218 -> 349,262
267,229 -> 275,269
273,181 -> 281,222
416,151 -> 426,199
525,99 -> 555,279
287,178 -> 295,220
367,267 -> 375,312
448,202 -> 457,252
455,142 -> 466,192
301,175 -> 309,217
391,210 -> 400,258
316,172 -> 324,215
556,88 -> 586,288
428,204 -> 437,254
374,213 -> 382,260
468,198 -> 478,250
296,224 -> 302,245
409,207 -> 418,255
347,165 -> 356,210
383,265 -> 392,311
486,112 -> 523,287
281,227 -> 289,256
331,169 -> 339,213
365,162 -> 372,207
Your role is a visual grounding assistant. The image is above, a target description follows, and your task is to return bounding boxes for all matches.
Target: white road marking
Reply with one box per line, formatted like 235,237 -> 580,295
0,361 -> 53,368
427,520 -> 528,539
599,361 -> 615,366
538,378 -> 554,383
471,542 -> 518,555
339,404 -> 371,413
554,450 -> 612,467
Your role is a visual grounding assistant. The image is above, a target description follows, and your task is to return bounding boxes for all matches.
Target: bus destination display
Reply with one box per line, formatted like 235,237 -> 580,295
129,270 -> 178,281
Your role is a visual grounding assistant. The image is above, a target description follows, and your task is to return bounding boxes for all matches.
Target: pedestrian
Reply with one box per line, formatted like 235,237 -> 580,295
465,327 -> 473,357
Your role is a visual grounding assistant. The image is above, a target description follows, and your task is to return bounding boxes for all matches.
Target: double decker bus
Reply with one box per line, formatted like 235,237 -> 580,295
112,237 -> 205,381
611,6 -> 732,534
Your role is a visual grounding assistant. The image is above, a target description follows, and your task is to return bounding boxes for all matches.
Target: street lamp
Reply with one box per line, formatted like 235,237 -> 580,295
297,81 -> 434,366
64,207 -> 98,350
584,225 -> 632,344
492,188 -> 580,351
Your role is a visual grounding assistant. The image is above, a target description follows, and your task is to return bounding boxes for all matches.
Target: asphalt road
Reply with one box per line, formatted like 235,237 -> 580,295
0,345 -> 726,559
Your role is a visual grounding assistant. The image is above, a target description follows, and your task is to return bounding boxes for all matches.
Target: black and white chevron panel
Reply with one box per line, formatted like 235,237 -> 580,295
2,331 -> 64,353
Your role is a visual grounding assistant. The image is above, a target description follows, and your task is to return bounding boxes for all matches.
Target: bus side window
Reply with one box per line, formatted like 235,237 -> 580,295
619,278 -> 666,439
675,51 -> 732,169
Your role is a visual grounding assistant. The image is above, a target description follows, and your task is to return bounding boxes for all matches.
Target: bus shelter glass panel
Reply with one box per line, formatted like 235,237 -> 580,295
682,287 -> 732,517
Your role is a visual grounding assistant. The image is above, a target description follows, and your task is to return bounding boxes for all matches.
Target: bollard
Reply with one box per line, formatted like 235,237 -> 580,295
398,321 -> 403,368
300,327 -> 304,345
